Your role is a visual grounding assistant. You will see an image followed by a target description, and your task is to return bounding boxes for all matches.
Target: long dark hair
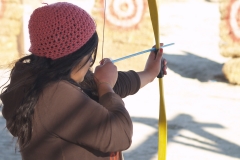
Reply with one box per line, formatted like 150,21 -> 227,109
0,32 -> 98,149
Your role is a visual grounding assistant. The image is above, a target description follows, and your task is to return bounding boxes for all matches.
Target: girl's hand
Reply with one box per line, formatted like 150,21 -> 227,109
162,58 -> 168,76
137,43 -> 168,88
94,58 -> 118,89
145,43 -> 167,78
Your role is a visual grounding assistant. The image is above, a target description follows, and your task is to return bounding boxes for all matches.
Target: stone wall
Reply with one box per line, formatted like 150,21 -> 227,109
219,0 -> 240,85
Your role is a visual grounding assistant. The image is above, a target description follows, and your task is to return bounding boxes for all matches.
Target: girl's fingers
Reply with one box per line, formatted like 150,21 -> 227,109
163,66 -> 167,75
163,59 -> 167,75
163,59 -> 167,65
152,43 -> 163,49
156,48 -> 163,59
100,58 -> 112,65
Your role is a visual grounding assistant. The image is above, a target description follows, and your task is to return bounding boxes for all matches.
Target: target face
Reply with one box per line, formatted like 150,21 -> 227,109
228,0 -> 240,41
102,0 -> 146,29
0,0 -> 4,18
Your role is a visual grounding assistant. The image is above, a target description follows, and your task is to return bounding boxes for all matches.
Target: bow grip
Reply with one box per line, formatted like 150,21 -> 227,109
154,49 -> 164,78
157,58 -> 165,78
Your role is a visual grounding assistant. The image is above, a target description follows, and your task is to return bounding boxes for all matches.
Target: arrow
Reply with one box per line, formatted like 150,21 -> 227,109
112,43 -> 174,63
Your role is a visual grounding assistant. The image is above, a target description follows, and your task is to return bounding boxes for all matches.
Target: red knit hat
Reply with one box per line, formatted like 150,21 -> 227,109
28,2 -> 96,60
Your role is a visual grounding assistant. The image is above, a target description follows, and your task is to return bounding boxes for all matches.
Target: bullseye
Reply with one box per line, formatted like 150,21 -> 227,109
103,0 -> 146,28
229,0 -> 240,40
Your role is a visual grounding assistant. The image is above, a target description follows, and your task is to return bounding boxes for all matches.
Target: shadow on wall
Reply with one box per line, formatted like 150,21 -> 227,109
163,51 -> 228,83
123,114 -> 240,160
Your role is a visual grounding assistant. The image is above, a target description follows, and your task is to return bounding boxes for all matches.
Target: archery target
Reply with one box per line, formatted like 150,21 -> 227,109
0,0 -> 3,18
103,0 -> 146,28
229,0 -> 240,40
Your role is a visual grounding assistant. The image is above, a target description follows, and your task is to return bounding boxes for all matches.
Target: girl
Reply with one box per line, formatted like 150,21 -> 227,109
0,2 -> 167,160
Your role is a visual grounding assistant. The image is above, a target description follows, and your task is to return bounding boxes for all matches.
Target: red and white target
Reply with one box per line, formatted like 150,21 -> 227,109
0,0 -> 3,18
103,0 -> 146,29
228,0 -> 240,41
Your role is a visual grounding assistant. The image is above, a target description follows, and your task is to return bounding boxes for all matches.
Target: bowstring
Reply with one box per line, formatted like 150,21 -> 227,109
102,0 -> 106,60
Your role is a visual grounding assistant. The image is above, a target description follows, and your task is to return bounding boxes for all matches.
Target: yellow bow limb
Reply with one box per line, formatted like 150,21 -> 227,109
147,1 -> 167,160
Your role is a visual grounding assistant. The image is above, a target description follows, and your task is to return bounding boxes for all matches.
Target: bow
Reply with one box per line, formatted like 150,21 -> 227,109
101,0 -> 167,159
147,1 -> 167,160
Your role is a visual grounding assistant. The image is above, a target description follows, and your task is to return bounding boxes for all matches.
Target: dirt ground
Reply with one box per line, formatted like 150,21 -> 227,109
0,0 -> 240,160
123,0 -> 240,160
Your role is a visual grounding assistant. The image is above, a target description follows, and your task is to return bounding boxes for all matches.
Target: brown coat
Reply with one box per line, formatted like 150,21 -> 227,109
1,62 -> 140,160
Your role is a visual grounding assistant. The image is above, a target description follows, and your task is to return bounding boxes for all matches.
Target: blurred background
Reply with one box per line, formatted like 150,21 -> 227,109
0,0 -> 240,160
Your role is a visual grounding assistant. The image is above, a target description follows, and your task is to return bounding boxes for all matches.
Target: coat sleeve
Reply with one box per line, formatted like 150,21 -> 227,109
113,70 -> 141,98
36,81 -> 133,153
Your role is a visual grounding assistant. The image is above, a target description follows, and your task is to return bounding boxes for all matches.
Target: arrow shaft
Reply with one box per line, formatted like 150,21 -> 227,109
112,43 -> 174,63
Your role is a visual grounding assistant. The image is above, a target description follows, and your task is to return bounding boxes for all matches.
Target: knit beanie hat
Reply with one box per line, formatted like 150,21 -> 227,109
28,2 -> 96,60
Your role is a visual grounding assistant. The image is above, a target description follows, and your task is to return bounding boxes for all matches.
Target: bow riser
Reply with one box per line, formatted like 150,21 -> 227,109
147,0 -> 167,160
